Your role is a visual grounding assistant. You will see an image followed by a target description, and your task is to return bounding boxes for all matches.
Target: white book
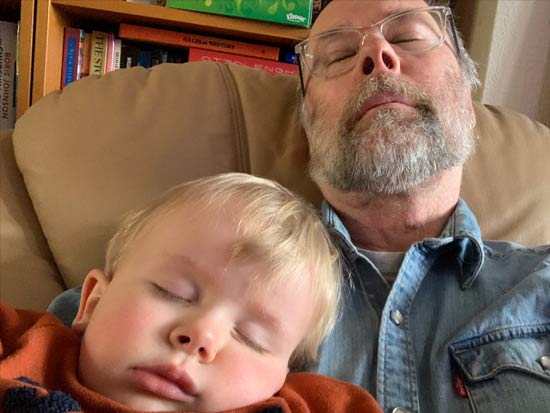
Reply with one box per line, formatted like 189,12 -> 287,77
113,38 -> 122,70
0,20 -> 18,130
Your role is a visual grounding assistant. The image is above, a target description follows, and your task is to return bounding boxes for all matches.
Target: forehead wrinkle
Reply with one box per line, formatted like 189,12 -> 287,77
314,1 -> 424,33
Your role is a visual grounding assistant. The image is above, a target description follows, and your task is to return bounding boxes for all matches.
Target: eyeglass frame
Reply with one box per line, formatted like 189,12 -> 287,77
294,6 -> 462,96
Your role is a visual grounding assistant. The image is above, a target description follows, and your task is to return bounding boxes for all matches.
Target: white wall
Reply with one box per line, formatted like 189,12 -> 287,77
480,0 -> 550,126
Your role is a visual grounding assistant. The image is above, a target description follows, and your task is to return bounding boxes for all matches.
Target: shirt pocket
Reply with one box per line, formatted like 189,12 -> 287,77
449,325 -> 550,413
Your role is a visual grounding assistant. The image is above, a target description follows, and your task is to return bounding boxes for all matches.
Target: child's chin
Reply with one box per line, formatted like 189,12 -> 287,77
115,394 -> 191,412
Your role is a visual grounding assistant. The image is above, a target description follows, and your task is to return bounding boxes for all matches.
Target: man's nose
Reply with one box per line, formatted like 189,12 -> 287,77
169,316 -> 226,363
358,35 -> 401,76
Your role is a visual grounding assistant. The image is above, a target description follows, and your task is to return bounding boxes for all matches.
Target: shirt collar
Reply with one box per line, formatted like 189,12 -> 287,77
322,198 -> 485,288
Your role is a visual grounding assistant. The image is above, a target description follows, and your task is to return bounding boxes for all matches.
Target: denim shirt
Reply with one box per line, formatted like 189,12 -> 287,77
307,198 -> 550,413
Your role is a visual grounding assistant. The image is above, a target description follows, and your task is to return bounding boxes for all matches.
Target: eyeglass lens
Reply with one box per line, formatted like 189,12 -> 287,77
305,9 -> 447,78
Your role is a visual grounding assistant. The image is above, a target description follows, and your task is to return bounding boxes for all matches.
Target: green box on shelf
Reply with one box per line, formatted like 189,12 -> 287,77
166,0 -> 314,28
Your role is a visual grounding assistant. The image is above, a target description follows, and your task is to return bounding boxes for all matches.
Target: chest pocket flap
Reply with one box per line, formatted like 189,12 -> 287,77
449,324 -> 550,382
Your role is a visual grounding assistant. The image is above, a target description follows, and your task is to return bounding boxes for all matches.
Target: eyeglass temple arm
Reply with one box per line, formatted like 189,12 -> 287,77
297,56 -> 307,97
449,16 -> 462,61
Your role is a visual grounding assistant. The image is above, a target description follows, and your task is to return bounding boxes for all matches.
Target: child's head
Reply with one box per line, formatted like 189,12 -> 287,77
72,173 -> 340,412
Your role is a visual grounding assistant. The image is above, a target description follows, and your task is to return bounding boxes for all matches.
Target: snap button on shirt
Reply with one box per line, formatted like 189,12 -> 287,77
390,309 -> 403,326
539,355 -> 550,370
392,407 -> 409,413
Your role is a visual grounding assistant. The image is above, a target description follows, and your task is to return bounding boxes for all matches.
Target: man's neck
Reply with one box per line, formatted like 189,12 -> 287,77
321,167 -> 463,252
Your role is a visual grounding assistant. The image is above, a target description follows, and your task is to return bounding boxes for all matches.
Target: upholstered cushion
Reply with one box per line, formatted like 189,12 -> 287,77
0,130 -> 63,309
462,104 -> 550,246
13,62 -> 312,290
10,62 -> 550,303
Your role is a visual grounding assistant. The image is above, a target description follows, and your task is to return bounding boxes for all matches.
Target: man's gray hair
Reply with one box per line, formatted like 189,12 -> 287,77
426,0 -> 480,89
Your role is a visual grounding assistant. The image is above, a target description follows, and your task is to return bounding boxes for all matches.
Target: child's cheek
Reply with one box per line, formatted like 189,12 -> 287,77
212,350 -> 288,405
97,298 -> 163,350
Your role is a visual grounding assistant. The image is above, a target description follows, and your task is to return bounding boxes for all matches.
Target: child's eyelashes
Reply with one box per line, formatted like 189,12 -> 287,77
151,282 -> 193,304
232,329 -> 267,354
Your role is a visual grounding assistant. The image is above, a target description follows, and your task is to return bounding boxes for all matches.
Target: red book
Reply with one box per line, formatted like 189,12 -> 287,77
118,23 -> 280,61
188,48 -> 298,76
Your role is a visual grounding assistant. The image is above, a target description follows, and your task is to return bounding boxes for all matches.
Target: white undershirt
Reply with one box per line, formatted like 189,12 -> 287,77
359,249 -> 406,286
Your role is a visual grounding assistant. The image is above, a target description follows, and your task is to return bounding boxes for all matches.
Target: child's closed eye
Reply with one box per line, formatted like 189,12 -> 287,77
232,329 -> 268,354
151,282 -> 194,304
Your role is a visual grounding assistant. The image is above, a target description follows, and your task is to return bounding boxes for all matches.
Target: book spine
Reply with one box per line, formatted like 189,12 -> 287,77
120,41 -> 140,68
312,0 -> 332,23
118,23 -> 280,61
150,48 -> 168,66
61,28 -> 76,87
113,39 -> 122,70
80,33 -> 92,78
75,29 -> 86,80
90,31 -> 109,75
138,49 -> 152,68
61,28 -> 85,87
105,32 -> 116,72
188,48 -> 298,76
0,20 -> 18,129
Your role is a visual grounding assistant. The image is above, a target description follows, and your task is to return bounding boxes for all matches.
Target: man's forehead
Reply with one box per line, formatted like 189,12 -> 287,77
311,0 -> 429,35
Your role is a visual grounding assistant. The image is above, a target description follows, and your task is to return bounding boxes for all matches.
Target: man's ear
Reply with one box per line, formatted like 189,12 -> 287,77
72,269 -> 109,333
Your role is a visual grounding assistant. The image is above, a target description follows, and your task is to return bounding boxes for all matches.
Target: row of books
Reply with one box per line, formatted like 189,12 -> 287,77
61,23 -> 300,88
0,20 -> 17,129
61,29 -> 117,88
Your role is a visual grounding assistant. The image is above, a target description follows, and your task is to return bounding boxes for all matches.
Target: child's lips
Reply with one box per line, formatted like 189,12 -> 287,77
131,364 -> 198,402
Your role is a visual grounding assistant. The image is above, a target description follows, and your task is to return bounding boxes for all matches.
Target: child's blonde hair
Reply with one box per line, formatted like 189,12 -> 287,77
104,172 -> 340,369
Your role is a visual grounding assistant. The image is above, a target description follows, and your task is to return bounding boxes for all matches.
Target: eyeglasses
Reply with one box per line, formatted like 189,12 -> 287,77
295,6 -> 460,94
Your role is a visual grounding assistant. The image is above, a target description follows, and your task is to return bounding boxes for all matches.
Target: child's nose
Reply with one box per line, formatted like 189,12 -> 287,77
169,318 -> 226,363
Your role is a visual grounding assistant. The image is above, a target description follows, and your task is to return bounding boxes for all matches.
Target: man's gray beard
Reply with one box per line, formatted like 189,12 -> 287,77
303,74 -> 476,195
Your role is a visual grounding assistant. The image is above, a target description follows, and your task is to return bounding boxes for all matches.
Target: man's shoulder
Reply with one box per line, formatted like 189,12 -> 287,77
482,239 -> 550,271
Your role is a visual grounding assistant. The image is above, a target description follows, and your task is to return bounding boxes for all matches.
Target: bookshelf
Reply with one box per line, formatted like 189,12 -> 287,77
1,0 -> 35,119
15,1 -> 476,117
32,0 -> 309,105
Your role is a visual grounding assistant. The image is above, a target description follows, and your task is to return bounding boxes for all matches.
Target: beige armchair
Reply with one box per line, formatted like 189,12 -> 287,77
1,62 -> 549,310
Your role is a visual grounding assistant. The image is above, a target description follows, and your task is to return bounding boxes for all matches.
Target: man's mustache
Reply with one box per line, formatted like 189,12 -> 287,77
340,75 -> 436,133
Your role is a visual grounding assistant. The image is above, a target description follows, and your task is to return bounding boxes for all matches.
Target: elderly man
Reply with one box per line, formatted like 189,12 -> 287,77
295,1 -> 550,412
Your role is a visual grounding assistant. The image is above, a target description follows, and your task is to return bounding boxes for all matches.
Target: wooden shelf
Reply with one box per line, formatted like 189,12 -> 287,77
32,0 -> 309,105
52,0 -> 308,44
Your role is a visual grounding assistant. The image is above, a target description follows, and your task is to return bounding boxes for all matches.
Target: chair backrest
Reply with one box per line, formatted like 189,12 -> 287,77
11,62 -> 550,294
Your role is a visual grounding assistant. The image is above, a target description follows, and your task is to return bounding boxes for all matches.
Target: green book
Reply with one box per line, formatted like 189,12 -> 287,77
166,0 -> 314,28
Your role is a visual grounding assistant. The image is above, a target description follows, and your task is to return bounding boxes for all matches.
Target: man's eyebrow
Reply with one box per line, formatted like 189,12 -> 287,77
311,23 -> 351,37
382,6 -> 415,20
316,6 -> 417,34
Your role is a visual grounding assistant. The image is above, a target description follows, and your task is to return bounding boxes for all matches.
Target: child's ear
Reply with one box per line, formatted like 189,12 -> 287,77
72,269 -> 109,333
